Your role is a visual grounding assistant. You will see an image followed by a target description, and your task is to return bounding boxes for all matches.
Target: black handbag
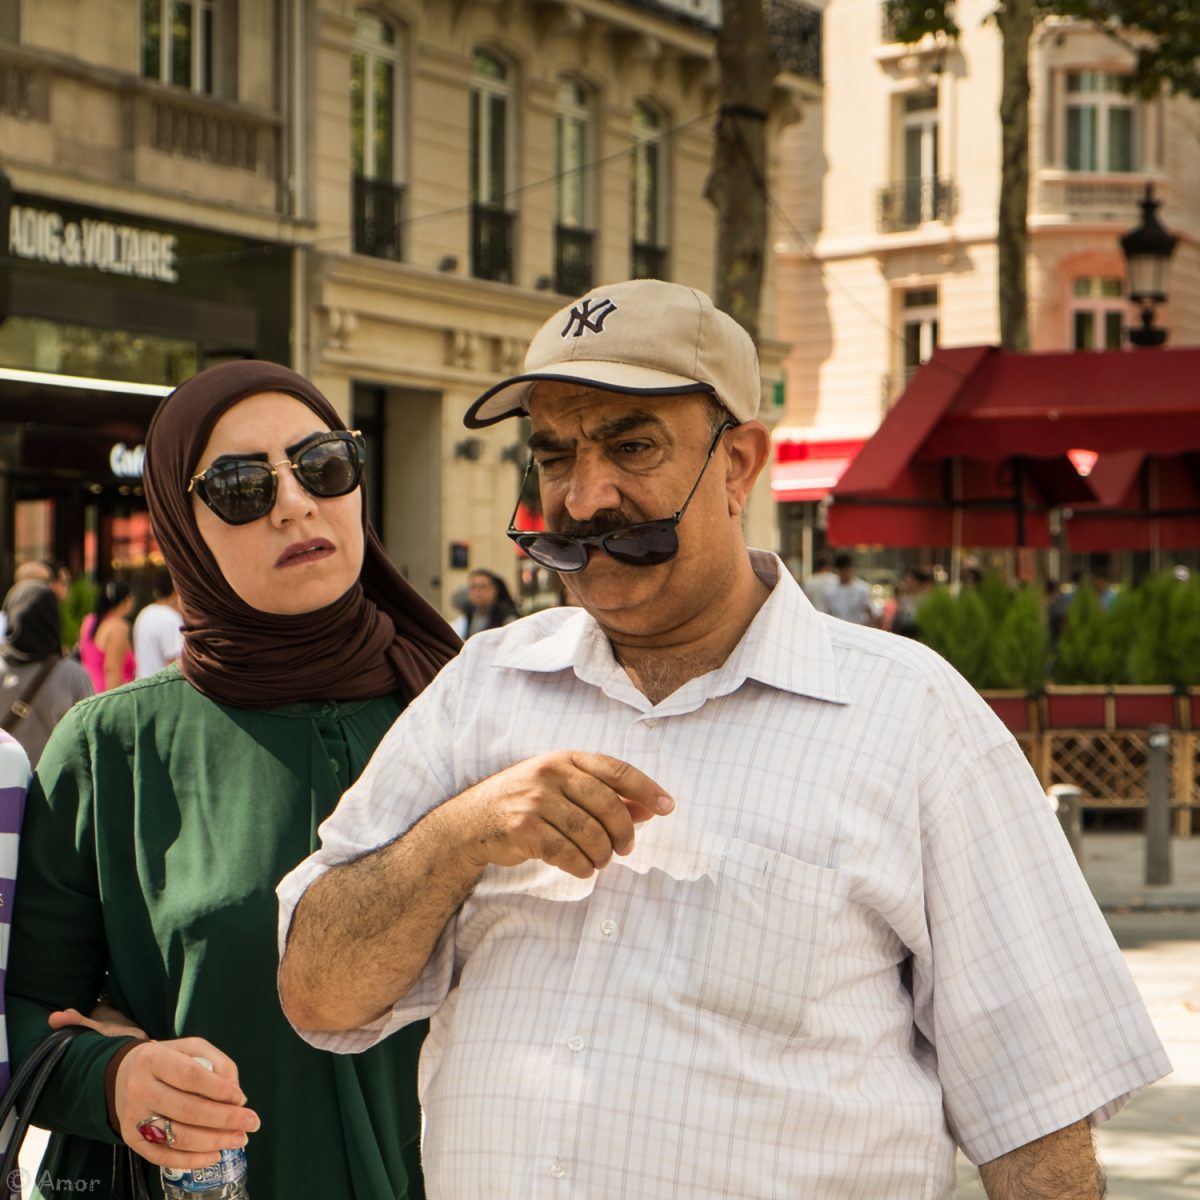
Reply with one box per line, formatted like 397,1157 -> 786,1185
0,1026 -> 150,1200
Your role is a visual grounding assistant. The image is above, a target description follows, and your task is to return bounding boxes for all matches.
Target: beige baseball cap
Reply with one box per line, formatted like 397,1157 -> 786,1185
463,278 -> 761,428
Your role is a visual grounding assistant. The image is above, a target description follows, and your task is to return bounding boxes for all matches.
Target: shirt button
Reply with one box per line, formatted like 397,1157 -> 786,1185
549,1159 -> 566,1178
328,757 -> 340,773
644,717 -> 659,728
600,919 -> 618,937
567,1035 -> 585,1053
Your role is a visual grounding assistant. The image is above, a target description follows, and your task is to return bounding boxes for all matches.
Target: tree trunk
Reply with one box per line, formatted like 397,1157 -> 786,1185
706,0 -> 774,343
995,0 -> 1033,351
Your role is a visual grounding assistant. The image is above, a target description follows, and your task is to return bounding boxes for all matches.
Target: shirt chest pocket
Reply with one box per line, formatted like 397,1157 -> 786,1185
667,836 -> 847,1042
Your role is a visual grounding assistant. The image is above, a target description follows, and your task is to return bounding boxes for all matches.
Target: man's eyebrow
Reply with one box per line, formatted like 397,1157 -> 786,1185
527,431 -> 573,454
526,410 -> 665,453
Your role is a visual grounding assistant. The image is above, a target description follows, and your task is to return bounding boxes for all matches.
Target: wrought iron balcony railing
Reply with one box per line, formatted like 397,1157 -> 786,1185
631,241 -> 669,281
471,203 -> 514,283
353,176 -> 405,260
554,225 -> 595,296
877,177 -> 956,233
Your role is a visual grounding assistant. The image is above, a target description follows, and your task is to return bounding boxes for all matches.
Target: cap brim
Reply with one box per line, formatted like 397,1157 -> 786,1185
463,362 -> 715,428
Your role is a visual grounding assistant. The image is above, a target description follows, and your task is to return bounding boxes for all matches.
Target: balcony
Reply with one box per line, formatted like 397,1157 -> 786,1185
876,177 -> 956,233
353,176 -> 405,260
554,226 -> 594,296
631,241 -> 669,280
471,204 -> 514,284
1035,173 -> 1156,224
765,0 -> 822,82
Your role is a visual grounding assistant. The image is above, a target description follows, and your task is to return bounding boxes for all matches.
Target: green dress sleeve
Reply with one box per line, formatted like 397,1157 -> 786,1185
7,705 -> 132,1143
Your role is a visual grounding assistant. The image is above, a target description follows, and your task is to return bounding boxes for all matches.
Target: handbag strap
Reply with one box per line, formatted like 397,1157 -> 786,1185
0,1026 -> 86,1179
0,656 -> 60,733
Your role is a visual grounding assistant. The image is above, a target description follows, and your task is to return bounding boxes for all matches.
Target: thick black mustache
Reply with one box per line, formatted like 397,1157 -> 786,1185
554,509 -> 646,538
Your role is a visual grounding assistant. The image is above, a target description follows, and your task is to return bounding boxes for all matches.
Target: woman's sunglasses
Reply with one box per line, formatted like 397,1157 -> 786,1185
506,422 -> 734,573
188,430 -> 365,526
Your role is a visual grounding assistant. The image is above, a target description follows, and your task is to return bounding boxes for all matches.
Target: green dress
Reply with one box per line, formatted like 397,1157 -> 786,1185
6,666 -> 426,1200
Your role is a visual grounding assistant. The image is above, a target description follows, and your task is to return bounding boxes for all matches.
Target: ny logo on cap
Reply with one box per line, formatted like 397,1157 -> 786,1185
561,298 -> 617,338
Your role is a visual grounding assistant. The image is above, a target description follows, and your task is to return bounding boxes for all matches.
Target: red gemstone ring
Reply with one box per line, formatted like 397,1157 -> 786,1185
136,1115 -> 176,1146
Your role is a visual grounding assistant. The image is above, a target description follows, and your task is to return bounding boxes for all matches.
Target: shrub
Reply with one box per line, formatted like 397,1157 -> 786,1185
1165,575 -> 1200,688
990,585 -> 1048,690
62,577 -> 96,652
1126,572 -> 1175,685
1052,581 -> 1108,685
915,585 -> 992,687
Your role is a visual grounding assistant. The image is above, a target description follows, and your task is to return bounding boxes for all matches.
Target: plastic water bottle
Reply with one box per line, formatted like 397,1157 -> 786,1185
160,1057 -> 249,1199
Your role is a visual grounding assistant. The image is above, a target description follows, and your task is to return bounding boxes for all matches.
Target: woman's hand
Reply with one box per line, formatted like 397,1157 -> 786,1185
49,1003 -> 149,1040
113,1038 -> 261,1170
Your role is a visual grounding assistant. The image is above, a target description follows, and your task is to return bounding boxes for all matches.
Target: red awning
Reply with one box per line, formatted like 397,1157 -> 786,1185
828,345 -> 1200,549
771,435 -> 865,502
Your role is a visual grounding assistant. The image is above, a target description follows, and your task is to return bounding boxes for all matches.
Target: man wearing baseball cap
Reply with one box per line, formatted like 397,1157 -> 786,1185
280,281 -> 1166,1199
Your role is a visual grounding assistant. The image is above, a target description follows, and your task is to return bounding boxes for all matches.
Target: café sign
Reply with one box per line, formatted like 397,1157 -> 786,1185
8,204 -> 179,284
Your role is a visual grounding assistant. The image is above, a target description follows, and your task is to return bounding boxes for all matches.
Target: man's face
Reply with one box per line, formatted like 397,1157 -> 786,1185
524,384 -> 735,635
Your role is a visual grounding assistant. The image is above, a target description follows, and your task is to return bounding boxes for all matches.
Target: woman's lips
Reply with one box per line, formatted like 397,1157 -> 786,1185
276,538 -> 335,568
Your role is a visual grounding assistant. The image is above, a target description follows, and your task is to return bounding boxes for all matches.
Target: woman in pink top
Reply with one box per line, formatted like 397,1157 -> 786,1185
79,581 -> 136,691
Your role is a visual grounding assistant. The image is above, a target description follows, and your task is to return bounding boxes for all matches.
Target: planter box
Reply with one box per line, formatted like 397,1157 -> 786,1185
980,689 -> 1038,734
1044,686 -> 1109,729
1111,686 -> 1178,730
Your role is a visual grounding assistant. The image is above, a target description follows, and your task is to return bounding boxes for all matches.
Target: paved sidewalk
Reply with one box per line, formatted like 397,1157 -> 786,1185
1081,830 -> 1200,911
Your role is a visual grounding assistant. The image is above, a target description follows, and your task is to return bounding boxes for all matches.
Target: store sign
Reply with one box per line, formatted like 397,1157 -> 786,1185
110,442 -> 146,479
8,205 -> 178,284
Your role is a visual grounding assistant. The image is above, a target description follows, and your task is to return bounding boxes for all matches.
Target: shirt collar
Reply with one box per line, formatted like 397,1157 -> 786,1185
493,550 -> 848,709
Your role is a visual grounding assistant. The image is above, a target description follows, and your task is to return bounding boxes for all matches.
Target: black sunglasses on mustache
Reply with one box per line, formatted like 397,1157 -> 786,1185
505,422 -> 734,573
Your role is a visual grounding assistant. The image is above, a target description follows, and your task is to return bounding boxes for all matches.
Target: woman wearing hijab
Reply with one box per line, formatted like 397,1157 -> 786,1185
0,581 -> 93,763
6,362 -> 459,1198
454,569 -> 520,639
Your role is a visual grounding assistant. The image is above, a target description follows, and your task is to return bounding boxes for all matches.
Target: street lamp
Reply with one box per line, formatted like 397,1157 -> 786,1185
1120,182 -> 1178,348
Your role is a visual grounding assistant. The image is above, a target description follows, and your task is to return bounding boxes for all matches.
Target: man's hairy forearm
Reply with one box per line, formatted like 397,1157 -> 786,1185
978,1120 -> 1105,1200
279,802 -> 483,1033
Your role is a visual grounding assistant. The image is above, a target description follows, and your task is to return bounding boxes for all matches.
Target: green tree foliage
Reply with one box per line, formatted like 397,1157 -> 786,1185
1126,572 -> 1174,685
915,585 -> 993,686
1164,574 -> 1200,687
61,577 -> 96,652
990,584 -> 1047,689
1052,580 -> 1107,684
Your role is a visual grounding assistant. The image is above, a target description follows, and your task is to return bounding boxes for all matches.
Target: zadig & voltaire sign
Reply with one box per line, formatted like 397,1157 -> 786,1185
8,204 -> 179,284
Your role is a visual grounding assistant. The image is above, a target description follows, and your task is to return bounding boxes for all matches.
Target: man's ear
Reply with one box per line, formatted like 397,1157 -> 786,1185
723,421 -> 770,517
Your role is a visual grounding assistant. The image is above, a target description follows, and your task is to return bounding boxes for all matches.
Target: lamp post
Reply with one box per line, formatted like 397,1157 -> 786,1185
1120,183 -> 1178,348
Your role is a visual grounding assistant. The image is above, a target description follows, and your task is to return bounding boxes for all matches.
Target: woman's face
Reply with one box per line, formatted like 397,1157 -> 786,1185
192,392 -> 365,615
467,573 -> 498,610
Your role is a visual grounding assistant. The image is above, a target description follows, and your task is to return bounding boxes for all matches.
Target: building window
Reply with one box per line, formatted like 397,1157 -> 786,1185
1065,71 -> 1135,173
141,0 -> 218,94
554,78 -> 595,295
901,286 -> 938,379
351,12 -> 405,260
470,49 -> 515,283
878,90 -> 954,231
1071,276 -> 1124,350
630,100 -> 669,279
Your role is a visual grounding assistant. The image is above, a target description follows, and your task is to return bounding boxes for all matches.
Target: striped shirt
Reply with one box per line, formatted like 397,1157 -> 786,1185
0,729 -> 30,1149
279,552 -> 1169,1199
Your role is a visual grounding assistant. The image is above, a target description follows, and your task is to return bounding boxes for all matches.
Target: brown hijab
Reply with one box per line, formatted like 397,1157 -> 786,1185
143,360 -> 460,708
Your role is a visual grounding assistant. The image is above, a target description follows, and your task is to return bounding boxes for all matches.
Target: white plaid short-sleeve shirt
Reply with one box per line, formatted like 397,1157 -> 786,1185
278,552 -> 1169,1200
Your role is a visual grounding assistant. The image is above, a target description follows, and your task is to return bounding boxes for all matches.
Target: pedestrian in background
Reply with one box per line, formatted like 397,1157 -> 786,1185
7,361 -> 458,1198
454,568 -> 520,639
79,580 -> 135,691
825,551 -> 879,626
133,564 -> 185,678
0,581 -> 92,764
801,552 -> 837,613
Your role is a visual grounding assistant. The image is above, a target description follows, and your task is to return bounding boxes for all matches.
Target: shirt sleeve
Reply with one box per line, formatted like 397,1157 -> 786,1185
912,735 -> 1171,1165
277,657 -> 466,1053
5,708 -> 133,1143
